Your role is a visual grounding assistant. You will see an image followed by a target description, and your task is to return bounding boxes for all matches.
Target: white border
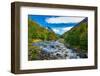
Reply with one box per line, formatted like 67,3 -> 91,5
20,6 -> 95,70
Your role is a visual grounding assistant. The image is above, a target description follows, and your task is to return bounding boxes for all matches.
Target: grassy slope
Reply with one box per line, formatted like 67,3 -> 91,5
63,18 -> 88,53
28,19 -> 58,43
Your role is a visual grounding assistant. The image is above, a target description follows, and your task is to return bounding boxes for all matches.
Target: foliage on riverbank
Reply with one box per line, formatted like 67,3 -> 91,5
28,45 -> 41,60
63,18 -> 88,53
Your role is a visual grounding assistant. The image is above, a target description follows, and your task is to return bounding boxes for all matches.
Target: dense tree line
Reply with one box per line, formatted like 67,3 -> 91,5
63,21 -> 88,53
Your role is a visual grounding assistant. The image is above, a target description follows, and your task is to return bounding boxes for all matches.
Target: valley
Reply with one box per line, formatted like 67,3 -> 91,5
28,17 -> 88,60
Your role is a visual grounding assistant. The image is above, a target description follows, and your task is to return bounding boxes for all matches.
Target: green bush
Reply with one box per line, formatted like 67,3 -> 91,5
64,22 -> 88,53
28,45 -> 41,60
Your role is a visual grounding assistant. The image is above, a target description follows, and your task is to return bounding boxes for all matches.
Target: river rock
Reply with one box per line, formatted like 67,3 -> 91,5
32,40 -> 82,60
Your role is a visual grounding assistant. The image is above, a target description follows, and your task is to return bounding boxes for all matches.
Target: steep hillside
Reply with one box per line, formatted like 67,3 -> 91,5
28,19 -> 59,60
28,19 -> 58,43
63,18 -> 88,53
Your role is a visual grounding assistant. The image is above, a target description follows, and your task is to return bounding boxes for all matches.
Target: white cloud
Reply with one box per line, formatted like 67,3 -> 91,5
52,28 -> 60,34
63,27 -> 73,31
46,17 -> 85,24
52,26 -> 73,35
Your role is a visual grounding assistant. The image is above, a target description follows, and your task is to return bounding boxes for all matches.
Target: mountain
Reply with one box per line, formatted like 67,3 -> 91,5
45,26 -> 54,32
63,18 -> 88,53
72,17 -> 88,28
45,23 -> 77,28
45,23 -> 77,35
28,19 -> 58,43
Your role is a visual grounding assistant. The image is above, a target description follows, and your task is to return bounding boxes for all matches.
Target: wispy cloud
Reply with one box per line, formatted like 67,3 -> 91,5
52,26 -> 73,35
46,17 -> 85,24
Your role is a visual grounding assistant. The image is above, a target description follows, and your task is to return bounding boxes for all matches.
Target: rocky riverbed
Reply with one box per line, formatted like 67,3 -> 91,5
32,40 -> 87,60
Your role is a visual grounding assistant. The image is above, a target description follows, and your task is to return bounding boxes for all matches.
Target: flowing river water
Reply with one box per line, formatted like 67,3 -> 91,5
32,40 -> 87,60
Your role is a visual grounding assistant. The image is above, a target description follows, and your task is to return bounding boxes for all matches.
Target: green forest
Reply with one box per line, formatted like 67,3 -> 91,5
63,19 -> 88,53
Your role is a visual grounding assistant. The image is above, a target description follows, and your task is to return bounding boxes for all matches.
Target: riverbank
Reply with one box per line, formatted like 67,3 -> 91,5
28,40 -> 87,60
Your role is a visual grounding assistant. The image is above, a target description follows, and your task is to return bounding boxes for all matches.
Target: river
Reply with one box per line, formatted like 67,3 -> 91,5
32,40 -> 86,60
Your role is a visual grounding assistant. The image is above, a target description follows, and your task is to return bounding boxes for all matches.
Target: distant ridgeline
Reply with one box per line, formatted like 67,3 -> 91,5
28,19 -> 58,43
63,18 -> 88,53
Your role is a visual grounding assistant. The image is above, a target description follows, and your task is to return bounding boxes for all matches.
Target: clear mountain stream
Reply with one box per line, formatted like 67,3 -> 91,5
32,40 -> 86,60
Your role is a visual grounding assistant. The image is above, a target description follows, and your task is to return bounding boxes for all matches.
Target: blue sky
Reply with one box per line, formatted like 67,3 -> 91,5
28,15 -> 85,35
